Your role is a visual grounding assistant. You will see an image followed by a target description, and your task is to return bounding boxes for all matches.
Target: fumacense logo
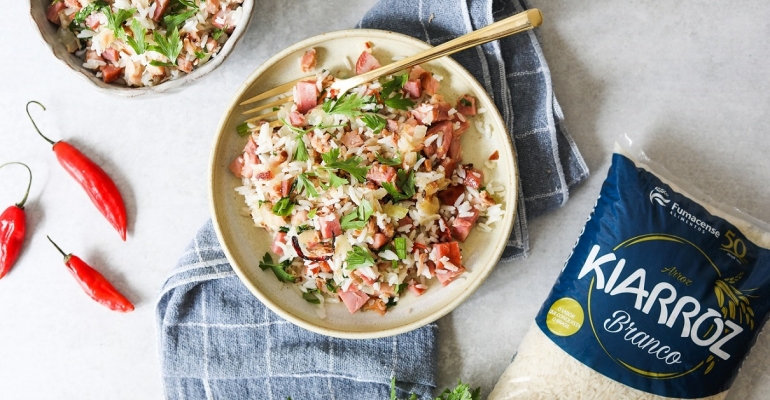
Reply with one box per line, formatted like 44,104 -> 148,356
650,187 -> 670,206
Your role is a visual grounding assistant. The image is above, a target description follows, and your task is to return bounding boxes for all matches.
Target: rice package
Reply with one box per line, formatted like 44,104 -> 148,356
489,136 -> 770,399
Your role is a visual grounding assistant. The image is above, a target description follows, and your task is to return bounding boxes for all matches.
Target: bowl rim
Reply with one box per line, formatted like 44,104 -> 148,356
208,28 -> 519,339
27,0 -> 254,97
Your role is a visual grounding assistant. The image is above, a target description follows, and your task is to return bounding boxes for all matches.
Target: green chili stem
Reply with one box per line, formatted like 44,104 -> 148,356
26,101 -> 56,145
0,162 -> 32,208
46,236 -> 70,259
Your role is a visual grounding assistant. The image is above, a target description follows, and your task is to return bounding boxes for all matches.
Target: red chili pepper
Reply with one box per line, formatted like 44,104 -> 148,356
27,101 -> 128,241
0,162 -> 32,280
47,236 -> 134,312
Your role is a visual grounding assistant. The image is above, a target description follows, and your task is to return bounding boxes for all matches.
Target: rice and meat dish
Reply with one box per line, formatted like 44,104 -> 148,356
45,0 -> 243,86
229,47 -> 505,315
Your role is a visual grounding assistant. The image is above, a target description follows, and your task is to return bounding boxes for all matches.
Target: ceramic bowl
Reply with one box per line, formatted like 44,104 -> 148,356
209,29 -> 518,339
28,0 -> 254,97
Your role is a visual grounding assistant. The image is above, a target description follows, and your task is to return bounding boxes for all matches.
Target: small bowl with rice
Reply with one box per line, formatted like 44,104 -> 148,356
209,29 -> 519,339
29,0 -> 253,97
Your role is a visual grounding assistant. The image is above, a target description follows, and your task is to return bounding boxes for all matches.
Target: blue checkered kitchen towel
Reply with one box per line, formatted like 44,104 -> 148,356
156,0 -> 589,399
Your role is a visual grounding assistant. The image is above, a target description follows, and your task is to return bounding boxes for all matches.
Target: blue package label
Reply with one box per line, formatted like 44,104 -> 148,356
535,153 -> 770,399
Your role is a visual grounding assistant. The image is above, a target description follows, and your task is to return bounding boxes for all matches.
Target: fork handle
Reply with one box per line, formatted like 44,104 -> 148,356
332,9 -> 543,94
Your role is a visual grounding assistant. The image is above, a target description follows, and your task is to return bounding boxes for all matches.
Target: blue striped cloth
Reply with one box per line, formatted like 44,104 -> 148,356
157,1 -> 588,399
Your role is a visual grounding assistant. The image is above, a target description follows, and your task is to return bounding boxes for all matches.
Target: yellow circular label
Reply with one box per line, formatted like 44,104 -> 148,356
546,297 -> 584,337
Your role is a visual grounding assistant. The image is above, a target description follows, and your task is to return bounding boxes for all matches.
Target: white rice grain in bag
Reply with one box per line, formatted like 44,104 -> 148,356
489,136 -> 770,400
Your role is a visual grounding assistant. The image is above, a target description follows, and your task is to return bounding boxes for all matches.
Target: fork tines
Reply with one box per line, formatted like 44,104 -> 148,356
239,75 -> 315,123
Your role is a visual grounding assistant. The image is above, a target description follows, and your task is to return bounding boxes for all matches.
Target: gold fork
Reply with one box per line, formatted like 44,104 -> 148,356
240,8 -> 543,122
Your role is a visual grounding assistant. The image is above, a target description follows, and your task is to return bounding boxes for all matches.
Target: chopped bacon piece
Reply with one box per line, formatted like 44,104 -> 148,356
85,14 -> 101,30
420,72 -> 440,96
411,104 -> 437,125
436,265 -> 466,286
426,121 -> 453,159
241,153 -> 258,179
437,184 -> 466,206
341,131 -> 364,148
489,151 -> 500,161
453,117 -> 470,138
291,210 -> 308,226
205,0 -> 220,14
440,158 -> 457,179
408,281 -> 426,297
463,167 -> 484,189
151,0 -> 170,22
386,119 -> 399,132
433,241 -> 462,268
409,65 -> 427,81
355,51 -> 381,75
244,136 -> 258,155
437,218 -> 453,242
431,96 -> 452,122
398,216 -> 413,228
271,232 -> 287,256
281,178 -> 293,197
371,233 -> 389,250
229,155 -> 244,177
212,9 -> 237,33
253,170 -> 274,180
449,138 -> 463,162
456,94 -> 477,116
300,48 -> 317,72
46,2 -> 67,25
294,81 -> 318,113
403,79 -> 422,98
366,163 -> 397,185
451,209 -> 479,242
64,0 -> 81,9
100,65 -> 124,83
339,286 -> 370,314
320,214 -> 342,239
288,111 -> 307,127
177,56 -> 193,73
101,48 -> 120,63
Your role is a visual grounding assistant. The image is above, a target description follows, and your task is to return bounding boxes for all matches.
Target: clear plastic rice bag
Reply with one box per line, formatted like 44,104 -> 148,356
489,135 -> 770,400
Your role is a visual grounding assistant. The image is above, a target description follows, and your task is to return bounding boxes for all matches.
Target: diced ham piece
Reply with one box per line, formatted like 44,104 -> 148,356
64,0 -> 81,9
355,51 -> 381,75
436,264 -> 466,286
46,2 -> 67,25
431,96 -> 452,122
85,14 -> 101,30
408,281 -> 426,297
212,9 -> 237,33
440,158 -> 457,179
271,232 -> 287,256
241,153 -> 258,178
437,184 -> 466,206
177,57 -> 193,73
426,121 -> 453,159
411,104 -> 437,125
253,170 -> 274,180
100,65 -> 124,83
205,0 -> 220,14
288,111 -> 307,127
340,131 -> 364,148
398,216 -> 413,228
229,155 -> 244,177
451,209 -> 479,242
339,286 -> 370,314
320,214 -> 342,239
456,94 -> 477,116
463,167 -> 484,189
102,48 -> 120,63
433,241 -> 462,269
366,163 -> 397,186
281,178 -> 293,197
437,218 -> 453,242
448,138 -> 462,162
300,48 -> 317,72
371,233 -> 389,250
151,0 -> 170,22
386,119 -> 399,132
420,72 -> 440,96
294,81 -> 318,113
409,65 -> 427,80
403,79 -> 422,98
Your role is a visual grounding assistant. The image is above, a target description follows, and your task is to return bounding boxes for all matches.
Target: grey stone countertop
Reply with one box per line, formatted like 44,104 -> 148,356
1,0 -> 768,398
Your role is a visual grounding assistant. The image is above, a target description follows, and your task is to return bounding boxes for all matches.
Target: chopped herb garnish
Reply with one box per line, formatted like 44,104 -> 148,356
391,259 -> 398,270
271,197 -> 294,217
340,200 -> 373,231
346,246 -> 375,270
236,122 -> 250,137
479,186 -> 486,192
321,148 -> 369,183
104,7 -> 135,40
395,283 -> 407,294
302,290 -> 321,304
326,171 -> 349,188
258,253 -> 297,283
325,280 -> 337,293
380,73 -> 408,99
70,1 -> 107,29
383,94 -> 415,111
379,74 -> 415,110
376,153 -> 402,166
383,169 -> 416,202
163,8 -> 198,33
212,27 -> 225,40
307,209 -> 317,219
148,26 -> 183,66
296,173 -> 319,198
294,139 -> 309,162
386,297 -> 398,308
322,94 -> 370,117
194,51 -> 206,59
459,97 -> 472,107
125,19 -> 147,54
278,226 -> 290,233
297,224 -> 314,234
361,114 -> 386,134
394,237 -> 407,259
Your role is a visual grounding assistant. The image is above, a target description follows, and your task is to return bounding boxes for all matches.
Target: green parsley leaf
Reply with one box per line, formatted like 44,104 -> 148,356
321,148 -> 369,183
236,122 -> 250,137
212,27 -> 225,40
70,1 -> 107,28
395,283 -> 407,294
322,94 -> 368,117
174,0 -> 198,8
148,26 -> 183,65
258,253 -> 297,283
346,246 -> 375,270
194,51 -> 206,59
296,173 -> 319,198
390,377 -> 398,400
325,279 -> 337,293
380,73 -> 408,99
296,224 -> 314,234
340,200 -> 373,230
104,7 -> 135,40
435,380 -> 481,400
125,18 -> 147,54
327,171 -> 349,188
376,153 -> 402,166
307,209 -> 317,219
149,60 -> 176,67
271,197 -> 294,217
383,93 -> 415,111
361,113 -> 386,134
382,169 -> 416,202
394,237 -> 407,259
459,97 -> 472,107
294,138 -> 309,162
302,290 -> 320,304
163,7 -> 197,33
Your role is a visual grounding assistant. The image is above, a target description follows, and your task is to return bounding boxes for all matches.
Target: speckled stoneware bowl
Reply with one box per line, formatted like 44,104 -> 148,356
28,0 -> 254,97
209,29 -> 518,339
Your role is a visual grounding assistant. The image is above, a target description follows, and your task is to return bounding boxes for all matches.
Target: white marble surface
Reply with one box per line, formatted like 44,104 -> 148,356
1,1 -> 768,399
